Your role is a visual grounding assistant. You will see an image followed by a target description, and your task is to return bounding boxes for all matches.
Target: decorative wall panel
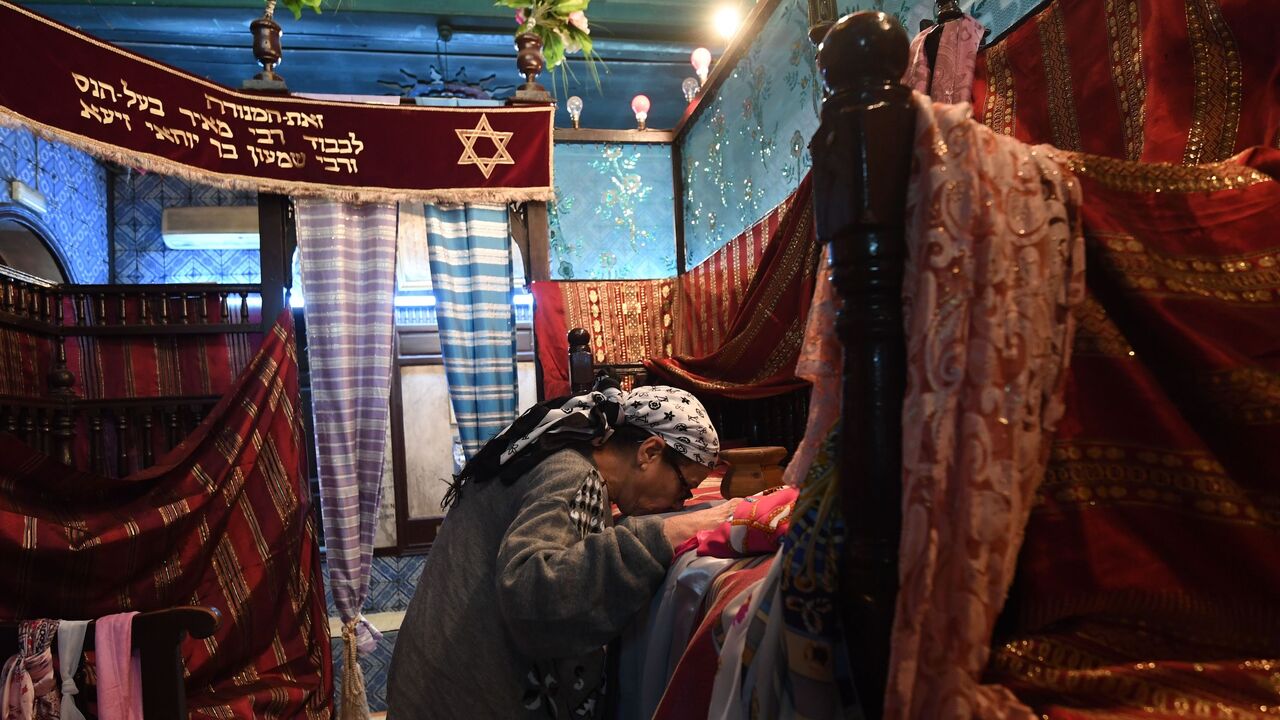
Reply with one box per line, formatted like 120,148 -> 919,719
0,127 -> 108,283
548,142 -> 676,280
113,172 -> 259,284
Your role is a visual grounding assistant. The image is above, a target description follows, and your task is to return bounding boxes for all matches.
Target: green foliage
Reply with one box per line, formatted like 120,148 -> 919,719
278,0 -> 323,21
498,0 -> 602,90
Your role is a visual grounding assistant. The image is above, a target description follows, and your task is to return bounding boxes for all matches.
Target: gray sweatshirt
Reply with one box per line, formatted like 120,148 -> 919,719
386,448 -> 673,719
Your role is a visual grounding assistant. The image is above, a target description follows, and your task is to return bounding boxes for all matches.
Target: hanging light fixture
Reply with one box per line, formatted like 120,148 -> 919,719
690,47 -> 712,85
681,77 -> 701,103
630,94 -> 650,131
566,95 -> 584,128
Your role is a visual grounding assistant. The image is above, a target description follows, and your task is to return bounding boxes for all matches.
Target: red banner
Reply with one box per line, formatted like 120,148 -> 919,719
0,1 -> 553,203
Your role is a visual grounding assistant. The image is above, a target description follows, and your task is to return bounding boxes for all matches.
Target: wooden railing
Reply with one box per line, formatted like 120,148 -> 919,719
0,268 -> 265,475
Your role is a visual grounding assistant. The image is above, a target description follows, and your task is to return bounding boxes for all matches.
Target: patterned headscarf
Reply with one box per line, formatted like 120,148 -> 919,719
444,377 -> 720,508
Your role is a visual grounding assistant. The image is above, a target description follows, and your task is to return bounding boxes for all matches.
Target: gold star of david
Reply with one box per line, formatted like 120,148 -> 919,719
456,114 -> 515,179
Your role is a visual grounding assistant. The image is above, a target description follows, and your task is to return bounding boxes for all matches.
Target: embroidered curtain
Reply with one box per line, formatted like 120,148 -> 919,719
295,200 -> 398,719
424,203 -> 519,459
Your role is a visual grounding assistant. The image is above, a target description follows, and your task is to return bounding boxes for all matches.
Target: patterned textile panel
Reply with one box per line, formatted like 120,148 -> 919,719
674,193 -> 792,358
530,278 -> 676,399
0,327 -> 51,398
986,152 -> 1280,716
973,0 -> 1280,163
0,313 -> 333,718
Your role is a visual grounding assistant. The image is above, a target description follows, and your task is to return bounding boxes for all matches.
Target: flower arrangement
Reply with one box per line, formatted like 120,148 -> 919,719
273,0 -> 322,20
496,0 -> 601,88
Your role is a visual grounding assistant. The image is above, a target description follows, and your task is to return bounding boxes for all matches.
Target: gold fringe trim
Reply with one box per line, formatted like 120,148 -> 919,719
339,620 -> 370,720
0,107 -> 554,205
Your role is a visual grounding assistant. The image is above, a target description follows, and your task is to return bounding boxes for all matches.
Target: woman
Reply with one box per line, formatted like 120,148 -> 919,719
387,380 -> 734,719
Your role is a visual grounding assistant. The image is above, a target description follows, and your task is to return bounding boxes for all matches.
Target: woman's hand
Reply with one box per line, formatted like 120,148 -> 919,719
661,498 -> 741,549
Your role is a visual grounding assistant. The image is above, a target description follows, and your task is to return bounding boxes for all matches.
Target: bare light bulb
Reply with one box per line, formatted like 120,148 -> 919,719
690,47 -> 712,85
682,77 -> 700,103
631,94 -> 650,130
713,5 -> 742,41
566,95 -> 583,128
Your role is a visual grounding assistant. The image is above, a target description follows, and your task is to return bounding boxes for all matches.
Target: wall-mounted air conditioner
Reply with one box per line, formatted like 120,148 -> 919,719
161,206 -> 259,250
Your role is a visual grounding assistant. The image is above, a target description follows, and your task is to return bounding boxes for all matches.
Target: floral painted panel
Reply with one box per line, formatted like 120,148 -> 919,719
679,0 -> 824,268
837,0 -> 1048,45
548,142 -> 676,280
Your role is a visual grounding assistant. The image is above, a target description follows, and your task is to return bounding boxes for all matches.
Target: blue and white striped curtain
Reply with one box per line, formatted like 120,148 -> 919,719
424,204 -> 520,459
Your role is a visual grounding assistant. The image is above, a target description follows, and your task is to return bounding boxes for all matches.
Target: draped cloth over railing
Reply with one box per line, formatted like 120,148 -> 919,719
983,148 -> 1280,718
0,313 -> 332,719
295,201 -> 398,719
885,97 -> 1086,719
645,175 -> 821,400
423,203 -> 519,459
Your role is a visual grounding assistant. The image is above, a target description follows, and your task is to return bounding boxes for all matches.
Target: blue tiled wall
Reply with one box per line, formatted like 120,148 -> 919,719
549,142 -> 677,280
113,172 -> 260,284
0,127 -> 109,283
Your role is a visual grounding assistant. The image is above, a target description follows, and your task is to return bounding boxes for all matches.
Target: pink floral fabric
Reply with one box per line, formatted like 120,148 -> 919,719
886,94 -> 1085,719
904,16 -> 986,105
1,621 -> 59,720
780,254 -> 842,489
691,486 -> 798,559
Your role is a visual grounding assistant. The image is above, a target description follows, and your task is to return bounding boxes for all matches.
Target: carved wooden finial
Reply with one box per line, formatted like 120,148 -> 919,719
511,33 -> 554,104
816,11 -> 910,97
567,328 -> 594,394
936,0 -> 964,22
245,8 -> 288,91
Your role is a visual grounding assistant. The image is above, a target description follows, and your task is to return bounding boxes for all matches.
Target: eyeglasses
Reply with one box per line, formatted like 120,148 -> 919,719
665,455 -> 695,492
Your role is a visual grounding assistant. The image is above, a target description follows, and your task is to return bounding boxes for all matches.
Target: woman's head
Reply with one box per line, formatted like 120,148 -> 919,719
594,424 -> 714,516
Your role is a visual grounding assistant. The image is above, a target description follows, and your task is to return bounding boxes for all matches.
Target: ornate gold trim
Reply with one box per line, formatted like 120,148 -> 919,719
1105,0 -> 1147,160
1089,230 -> 1280,305
1057,151 -> 1272,192
1036,3 -> 1082,151
1042,441 -> 1279,530
1184,0 -> 1243,164
982,42 -> 1016,136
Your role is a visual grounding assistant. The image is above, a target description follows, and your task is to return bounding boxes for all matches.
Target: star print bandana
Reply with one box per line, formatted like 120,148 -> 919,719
499,382 -> 720,469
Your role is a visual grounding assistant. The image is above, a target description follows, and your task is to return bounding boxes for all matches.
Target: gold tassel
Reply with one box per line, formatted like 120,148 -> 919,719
338,619 -> 370,720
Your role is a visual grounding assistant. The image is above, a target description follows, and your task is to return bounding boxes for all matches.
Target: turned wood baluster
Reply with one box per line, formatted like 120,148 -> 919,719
116,411 -> 131,477
38,411 -> 50,454
238,292 -> 250,324
94,293 -> 107,326
48,292 -> 77,467
219,293 -> 230,323
198,292 -> 209,324
141,412 -> 155,467
167,406 -> 180,450
141,293 -> 151,325
160,292 -> 170,325
812,12 -> 914,718
118,292 -> 128,325
179,292 -> 191,324
89,413 -> 105,474
0,277 -> 9,314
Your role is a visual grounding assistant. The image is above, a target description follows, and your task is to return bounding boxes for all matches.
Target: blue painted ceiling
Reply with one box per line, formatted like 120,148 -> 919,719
25,0 -> 746,129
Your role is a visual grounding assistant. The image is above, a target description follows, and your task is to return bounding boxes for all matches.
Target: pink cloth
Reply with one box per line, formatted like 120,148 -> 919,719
886,95 -> 1085,719
674,487 -> 799,559
780,254 -> 842,490
94,613 -> 142,720
903,15 -> 986,104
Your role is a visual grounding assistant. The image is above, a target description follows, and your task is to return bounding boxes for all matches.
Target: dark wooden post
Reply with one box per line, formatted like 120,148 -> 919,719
811,12 -> 913,718
258,194 -> 291,331
567,328 -> 594,394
